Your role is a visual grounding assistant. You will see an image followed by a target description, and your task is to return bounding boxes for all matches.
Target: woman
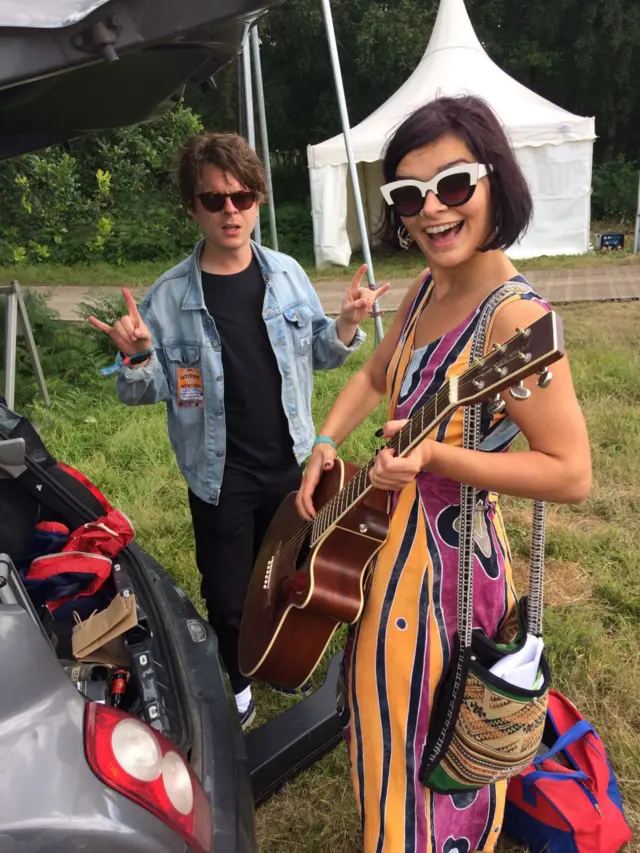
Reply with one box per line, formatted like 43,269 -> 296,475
297,95 -> 591,853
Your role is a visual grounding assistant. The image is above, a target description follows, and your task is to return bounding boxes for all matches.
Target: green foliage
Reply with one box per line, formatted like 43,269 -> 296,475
0,104 -> 202,266
263,201 -> 314,261
591,156 -> 639,222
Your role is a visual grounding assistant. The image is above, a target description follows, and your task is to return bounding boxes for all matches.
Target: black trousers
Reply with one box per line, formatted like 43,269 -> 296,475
189,463 -> 302,694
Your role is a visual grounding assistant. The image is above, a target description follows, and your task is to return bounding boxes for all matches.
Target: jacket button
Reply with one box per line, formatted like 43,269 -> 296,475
215,408 -> 223,416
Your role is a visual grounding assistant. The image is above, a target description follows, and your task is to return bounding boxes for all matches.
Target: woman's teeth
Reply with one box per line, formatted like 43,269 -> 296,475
426,221 -> 463,235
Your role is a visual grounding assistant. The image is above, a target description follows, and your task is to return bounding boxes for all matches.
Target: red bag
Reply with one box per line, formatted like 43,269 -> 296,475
64,509 -> 134,558
25,509 -> 134,612
504,690 -> 632,853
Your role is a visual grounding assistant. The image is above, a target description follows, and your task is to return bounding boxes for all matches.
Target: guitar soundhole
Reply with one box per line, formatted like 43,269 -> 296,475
278,532 -> 311,601
294,534 -> 311,572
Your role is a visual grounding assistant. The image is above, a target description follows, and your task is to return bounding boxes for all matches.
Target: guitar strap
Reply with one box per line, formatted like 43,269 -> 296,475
460,282 -> 546,646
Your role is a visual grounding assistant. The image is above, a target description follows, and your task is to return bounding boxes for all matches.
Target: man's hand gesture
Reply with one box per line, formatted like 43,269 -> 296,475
338,264 -> 390,326
88,288 -> 152,356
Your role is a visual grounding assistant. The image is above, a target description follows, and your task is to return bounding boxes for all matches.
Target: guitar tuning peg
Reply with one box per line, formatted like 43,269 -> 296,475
487,393 -> 506,415
537,368 -> 553,389
509,381 -> 532,401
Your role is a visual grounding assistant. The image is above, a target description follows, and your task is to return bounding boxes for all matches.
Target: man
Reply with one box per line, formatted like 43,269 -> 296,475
89,132 -> 388,727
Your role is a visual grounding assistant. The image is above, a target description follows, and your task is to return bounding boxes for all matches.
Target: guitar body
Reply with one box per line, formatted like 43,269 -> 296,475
238,459 -> 389,689
239,311 -> 565,690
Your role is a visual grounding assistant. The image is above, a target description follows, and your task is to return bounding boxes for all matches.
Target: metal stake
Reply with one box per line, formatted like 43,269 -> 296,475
319,0 -> 384,346
251,26 -> 278,251
241,32 -> 261,245
1,281 -> 50,410
3,286 -> 17,410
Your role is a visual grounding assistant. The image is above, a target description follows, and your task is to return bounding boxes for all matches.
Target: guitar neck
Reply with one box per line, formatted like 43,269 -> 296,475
311,381 -> 454,543
309,310 -> 565,545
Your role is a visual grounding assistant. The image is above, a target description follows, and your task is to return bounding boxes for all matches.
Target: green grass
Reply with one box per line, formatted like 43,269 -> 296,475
1,221 -> 639,288
20,303 -> 640,852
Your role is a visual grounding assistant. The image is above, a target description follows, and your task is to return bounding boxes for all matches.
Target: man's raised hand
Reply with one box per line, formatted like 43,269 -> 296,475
88,288 -> 152,356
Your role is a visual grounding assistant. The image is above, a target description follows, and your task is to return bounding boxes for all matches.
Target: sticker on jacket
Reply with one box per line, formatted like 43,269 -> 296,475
177,367 -> 205,407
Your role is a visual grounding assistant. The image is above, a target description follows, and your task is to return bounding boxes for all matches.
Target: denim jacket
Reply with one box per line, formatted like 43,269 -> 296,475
116,240 -> 365,504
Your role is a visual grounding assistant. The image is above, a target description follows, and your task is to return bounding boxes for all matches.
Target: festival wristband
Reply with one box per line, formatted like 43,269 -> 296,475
100,347 -> 154,377
313,435 -> 337,450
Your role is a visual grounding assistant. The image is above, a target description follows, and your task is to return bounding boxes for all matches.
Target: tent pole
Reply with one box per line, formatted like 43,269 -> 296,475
251,25 -> 278,251
634,164 -> 640,254
242,31 -> 261,245
319,0 -> 384,346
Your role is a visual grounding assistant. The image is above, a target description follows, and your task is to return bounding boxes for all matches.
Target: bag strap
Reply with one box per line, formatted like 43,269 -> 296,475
521,769 -> 589,787
534,720 -> 595,764
458,283 -> 547,649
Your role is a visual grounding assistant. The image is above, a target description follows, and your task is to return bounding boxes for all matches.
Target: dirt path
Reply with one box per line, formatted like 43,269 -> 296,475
24,264 -> 640,321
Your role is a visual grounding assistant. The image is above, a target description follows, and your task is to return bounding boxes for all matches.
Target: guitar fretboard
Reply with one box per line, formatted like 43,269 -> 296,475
310,380 -> 454,544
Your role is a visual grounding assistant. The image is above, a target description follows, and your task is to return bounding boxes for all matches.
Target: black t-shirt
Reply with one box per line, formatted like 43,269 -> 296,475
201,258 -> 295,473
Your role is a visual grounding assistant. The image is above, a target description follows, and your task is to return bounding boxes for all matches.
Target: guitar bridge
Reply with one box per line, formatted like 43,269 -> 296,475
263,556 -> 275,590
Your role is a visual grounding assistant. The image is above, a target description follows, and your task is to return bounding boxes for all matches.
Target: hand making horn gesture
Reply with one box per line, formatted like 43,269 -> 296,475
338,264 -> 391,326
88,288 -> 152,356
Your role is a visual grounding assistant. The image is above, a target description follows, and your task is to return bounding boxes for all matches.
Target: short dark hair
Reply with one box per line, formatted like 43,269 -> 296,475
378,95 -> 533,251
177,132 -> 268,210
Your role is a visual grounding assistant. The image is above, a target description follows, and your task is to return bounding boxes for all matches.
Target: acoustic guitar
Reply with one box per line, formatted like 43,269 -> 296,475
239,311 -> 564,689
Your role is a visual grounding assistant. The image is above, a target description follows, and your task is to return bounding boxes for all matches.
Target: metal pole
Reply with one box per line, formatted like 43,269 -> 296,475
241,33 -> 261,245
16,284 -> 50,407
319,0 -> 384,346
251,26 -> 278,251
634,165 -> 640,254
3,288 -> 18,410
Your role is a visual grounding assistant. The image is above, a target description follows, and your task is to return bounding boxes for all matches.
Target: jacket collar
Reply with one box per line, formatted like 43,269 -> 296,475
181,239 -> 279,311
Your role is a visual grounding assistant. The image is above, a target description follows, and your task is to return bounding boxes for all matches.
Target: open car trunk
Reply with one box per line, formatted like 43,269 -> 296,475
0,402 -> 187,741
0,397 -> 265,853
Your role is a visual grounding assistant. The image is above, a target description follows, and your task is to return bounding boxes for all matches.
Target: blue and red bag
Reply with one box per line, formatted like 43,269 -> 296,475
24,509 -> 134,613
504,690 -> 632,853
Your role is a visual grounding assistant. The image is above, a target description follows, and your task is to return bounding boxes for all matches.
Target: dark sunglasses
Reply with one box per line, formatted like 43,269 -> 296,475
380,163 -> 490,218
197,190 -> 257,213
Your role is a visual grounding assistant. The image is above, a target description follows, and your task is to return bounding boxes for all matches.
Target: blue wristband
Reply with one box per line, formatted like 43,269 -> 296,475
99,347 -> 154,377
313,435 -> 337,450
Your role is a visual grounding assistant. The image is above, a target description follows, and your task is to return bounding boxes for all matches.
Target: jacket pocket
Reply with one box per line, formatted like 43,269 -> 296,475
163,343 -> 202,389
162,343 -> 205,474
282,302 -> 314,355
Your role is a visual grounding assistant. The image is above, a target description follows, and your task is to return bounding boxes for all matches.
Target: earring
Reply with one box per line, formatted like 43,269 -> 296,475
398,225 -> 414,251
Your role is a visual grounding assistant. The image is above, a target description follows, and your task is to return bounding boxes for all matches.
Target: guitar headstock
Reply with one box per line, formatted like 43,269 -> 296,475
456,311 -> 565,407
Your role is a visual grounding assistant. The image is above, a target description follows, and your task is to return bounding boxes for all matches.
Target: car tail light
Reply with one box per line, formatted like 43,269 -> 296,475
84,703 -> 212,853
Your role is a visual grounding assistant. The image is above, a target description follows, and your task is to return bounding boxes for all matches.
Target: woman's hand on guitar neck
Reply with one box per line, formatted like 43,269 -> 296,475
296,443 -> 338,521
370,420 -> 433,491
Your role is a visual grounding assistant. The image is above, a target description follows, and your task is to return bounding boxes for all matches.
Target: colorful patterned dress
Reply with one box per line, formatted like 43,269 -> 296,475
340,275 -> 550,853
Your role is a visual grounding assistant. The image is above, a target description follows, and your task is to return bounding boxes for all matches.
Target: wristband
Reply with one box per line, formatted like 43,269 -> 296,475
313,435 -> 337,450
100,347 -> 153,377
122,348 -> 154,366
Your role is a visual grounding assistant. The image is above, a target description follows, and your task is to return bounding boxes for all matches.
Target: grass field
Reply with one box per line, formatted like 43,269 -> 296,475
20,302 -> 640,852
0,221 -> 638,288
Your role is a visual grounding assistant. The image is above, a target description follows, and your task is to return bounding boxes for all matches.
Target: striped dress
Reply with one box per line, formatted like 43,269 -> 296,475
339,275 -> 550,853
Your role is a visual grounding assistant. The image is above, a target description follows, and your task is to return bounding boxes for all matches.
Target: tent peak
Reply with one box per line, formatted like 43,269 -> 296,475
424,0 -> 485,59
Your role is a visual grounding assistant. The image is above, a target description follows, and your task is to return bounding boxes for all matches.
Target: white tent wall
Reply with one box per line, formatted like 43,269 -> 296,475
309,162 -> 349,267
345,161 -> 385,256
510,140 -> 594,259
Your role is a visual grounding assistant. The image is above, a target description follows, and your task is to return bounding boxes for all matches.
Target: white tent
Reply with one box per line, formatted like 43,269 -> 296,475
307,0 -> 596,267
